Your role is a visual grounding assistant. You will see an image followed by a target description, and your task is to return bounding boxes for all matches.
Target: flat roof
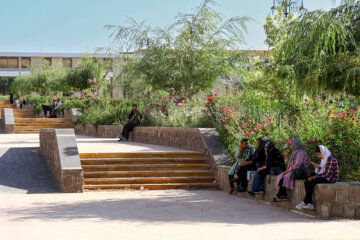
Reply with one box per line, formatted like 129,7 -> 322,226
0,52 -> 132,58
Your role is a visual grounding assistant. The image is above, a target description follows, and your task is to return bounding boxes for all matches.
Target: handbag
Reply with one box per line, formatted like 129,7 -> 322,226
291,167 -> 308,180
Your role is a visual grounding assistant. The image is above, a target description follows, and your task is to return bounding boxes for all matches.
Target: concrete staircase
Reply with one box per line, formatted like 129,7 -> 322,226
14,118 -> 74,134
80,152 -> 216,190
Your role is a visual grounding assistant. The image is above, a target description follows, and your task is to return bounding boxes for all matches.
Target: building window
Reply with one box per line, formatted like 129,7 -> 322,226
63,58 -> 72,68
0,57 -> 19,69
0,57 -> 7,68
21,57 -> 31,69
43,57 -> 52,66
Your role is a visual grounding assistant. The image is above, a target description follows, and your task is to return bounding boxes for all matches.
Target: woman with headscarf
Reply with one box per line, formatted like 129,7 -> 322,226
296,145 -> 339,210
248,140 -> 285,196
246,138 -> 266,196
273,138 -> 310,201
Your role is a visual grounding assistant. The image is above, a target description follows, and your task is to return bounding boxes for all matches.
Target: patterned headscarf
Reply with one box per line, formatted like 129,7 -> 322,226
289,138 -> 310,167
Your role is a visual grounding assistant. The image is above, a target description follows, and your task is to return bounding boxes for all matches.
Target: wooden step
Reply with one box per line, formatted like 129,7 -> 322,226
79,152 -> 203,159
82,163 -> 210,171
83,183 -> 217,190
80,157 -> 206,165
84,170 -> 213,178
84,176 -> 214,184
15,118 -> 73,123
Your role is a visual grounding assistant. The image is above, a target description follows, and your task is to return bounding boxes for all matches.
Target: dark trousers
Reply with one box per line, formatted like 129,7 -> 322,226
237,164 -> 256,190
42,105 -> 53,117
304,177 -> 330,204
121,122 -> 138,139
228,174 -> 240,189
277,178 -> 288,198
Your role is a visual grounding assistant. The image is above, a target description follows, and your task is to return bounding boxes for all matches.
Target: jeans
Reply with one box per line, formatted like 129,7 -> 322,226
250,172 -> 264,192
236,164 -> 256,190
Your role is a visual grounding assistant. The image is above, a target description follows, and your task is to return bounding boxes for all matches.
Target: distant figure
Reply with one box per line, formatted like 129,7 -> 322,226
20,99 -> 26,109
50,98 -> 62,118
9,93 -> 13,104
118,104 -> 142,142
42,100 -> 56,118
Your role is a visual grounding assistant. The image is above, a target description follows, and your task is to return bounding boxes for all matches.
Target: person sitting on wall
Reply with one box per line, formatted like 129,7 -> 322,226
228,138 -> 255,194
296,145 -> 339,210
248,140 -> 285,196
42,100 -> 56,118
118,104 -> 143,142
50,98 -> 62,118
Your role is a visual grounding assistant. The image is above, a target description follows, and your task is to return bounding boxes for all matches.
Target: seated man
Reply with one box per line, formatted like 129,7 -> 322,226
228,138 -> 255,194
42,100 -> 56,118
50,98 -> 62,118
118,104 -> 142,142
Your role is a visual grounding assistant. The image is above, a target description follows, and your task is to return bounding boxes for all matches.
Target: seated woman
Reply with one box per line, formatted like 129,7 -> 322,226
274,138 -> 310,201
246,137 -> 266,196
296,145 -> 339,210
248,140 -> 285,196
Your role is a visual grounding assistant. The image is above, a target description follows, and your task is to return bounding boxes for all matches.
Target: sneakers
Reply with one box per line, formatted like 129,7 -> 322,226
303,203 -> 315,210
295,201 -> 306,210
118,137 -> 128,142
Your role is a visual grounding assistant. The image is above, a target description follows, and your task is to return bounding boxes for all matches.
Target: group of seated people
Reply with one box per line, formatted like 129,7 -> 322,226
228,137 -> 339,210
41,98 -> 62,118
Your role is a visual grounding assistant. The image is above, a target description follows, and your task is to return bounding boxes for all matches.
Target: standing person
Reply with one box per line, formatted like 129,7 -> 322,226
50,98 -> 62,118
228,139 -> 255,194
118,104 -> 142,142
296,145 -> 339,210
274,138 -> 310,201
248,140 -> 285,195
9,93 -> 13,104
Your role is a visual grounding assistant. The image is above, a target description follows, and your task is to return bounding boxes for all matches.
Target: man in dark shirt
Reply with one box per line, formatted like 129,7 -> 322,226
118,104 -> 142,142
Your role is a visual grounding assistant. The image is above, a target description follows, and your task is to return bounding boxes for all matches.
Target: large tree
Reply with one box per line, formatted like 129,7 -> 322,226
278,1 -> 360,96
104,0 -> 250,98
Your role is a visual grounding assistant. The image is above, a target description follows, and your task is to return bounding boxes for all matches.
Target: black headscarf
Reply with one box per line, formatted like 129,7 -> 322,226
265,140 -> 285,171
252,137 -> 266,168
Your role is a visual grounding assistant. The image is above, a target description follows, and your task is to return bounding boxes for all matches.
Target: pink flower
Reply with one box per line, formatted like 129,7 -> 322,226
177,103 -> 183,107
263,131 -> 267,134
245,132 -> 250,136
249,131 -> 255,135
214,93 -> 218,96
248,120 -> 252,123
181,99 -> 185,103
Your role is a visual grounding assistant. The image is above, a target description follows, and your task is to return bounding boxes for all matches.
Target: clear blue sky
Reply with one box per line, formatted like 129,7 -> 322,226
0,0 -> 341,53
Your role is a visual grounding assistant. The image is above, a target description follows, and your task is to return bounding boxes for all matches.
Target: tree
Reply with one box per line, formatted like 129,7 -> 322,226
104,0 -> 250,98
279,1 -> 360,96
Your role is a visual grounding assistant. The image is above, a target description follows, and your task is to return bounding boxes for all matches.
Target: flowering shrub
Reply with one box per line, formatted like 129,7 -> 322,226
207,93 -> 360,181
297,99 -> 360,181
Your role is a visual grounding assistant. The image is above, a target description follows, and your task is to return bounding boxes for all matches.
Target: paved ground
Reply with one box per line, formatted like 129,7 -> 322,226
1,190 -> 360,240
0,133 -> 360,240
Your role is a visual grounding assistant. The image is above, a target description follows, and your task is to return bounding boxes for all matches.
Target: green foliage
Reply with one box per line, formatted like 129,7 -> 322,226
279,2 -> 360,95
106,0 -> 250,98
0,77 -> 14,95
66,57 -> 105,91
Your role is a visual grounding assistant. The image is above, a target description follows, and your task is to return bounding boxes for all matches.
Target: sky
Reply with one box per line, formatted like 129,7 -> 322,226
0,0 -> 342,53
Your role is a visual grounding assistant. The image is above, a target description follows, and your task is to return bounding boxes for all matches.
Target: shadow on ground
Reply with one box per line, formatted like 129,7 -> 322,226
4,190 -> 317,225
0,147 -> 59,194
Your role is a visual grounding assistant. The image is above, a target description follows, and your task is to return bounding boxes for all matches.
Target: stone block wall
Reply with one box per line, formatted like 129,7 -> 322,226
74,124 -> 122,138
40,128 -> 83,193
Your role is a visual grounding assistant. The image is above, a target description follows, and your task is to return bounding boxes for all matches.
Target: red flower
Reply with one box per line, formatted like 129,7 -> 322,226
263,131 -> 267,134
248,120 -> 252,123
213,125 -> 216,128
328,110 -> 333,114
207,96 -> 213,102
306,102 -> 311,106
312,139 -> 317,144
245,132 -> 250,136
214,93 -> 218,96
344,138 -> 349,142
286,139 -> 291,145
313,98 -> 316,101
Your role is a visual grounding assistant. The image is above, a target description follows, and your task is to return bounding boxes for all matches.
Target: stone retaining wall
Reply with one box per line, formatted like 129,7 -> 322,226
72,124 -> 360,219
40,128 -> 83,193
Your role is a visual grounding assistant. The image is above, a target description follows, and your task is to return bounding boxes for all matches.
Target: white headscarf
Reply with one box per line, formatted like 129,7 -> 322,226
315,145 -> 331,174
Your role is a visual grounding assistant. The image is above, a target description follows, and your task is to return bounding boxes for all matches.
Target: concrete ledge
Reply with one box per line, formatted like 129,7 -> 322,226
1,108 -> 15,133
74,124 -> 122,138
40,128 -> 83,193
